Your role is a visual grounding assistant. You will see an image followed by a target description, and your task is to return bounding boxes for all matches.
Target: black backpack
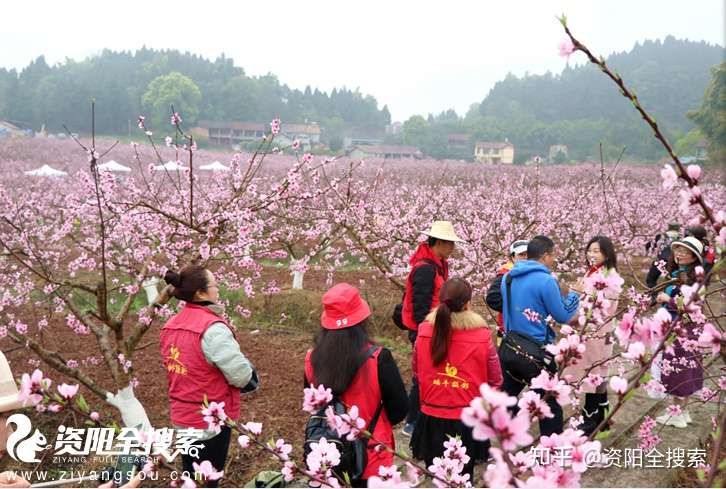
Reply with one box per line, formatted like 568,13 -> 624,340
303,345 -> 384,481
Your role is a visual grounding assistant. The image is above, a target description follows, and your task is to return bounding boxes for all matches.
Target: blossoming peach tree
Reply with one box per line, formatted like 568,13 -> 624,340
3,17 -> 725,488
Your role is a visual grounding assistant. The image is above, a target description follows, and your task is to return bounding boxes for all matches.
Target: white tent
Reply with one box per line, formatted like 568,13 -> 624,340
97,160 -> 131,172
24,164 -> 67,177
199,161 -> 230,172
154,160 -> 187,172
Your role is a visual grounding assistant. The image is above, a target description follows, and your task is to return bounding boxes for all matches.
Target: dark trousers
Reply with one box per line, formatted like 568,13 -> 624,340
498,340 -> 563,437
181,426 -> 232,488
405,329 -> 420,425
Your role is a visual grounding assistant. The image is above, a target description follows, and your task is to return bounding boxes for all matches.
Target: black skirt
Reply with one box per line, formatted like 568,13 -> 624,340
410,413 -> 490,476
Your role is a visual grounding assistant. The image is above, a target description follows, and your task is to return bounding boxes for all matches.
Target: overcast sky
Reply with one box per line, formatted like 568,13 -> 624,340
2,0 -> 723,121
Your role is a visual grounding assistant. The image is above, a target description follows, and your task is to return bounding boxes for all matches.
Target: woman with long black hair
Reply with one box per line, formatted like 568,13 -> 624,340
410,278 -> 502,478
564,235 -> 621,436
305,283 -> 408,486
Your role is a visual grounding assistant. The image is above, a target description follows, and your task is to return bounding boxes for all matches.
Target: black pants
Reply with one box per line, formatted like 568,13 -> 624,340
498,339 -> 563,437
181,426 -> 232,488
405,329 -> 420,425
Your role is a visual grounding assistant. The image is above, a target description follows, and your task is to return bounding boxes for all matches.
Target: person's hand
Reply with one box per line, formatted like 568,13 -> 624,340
575,278 -> 586,292
0,471 -> 30,488
656,292 -> 671,304
559,282 -> 570,296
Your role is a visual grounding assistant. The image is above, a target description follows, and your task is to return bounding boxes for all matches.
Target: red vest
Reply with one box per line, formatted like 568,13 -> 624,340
304,347 -> 394,480
415,320 -> 493,419
402,247 -> 448,330
160,303 -> 241,429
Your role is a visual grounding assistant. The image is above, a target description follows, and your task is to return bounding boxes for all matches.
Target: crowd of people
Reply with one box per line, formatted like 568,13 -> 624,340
163,220 -> 713,486
0,219 -> 716,487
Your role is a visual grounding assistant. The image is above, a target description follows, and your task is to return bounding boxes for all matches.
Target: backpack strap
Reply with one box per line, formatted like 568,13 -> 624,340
364,345 -> 384,435
504,273 -> 513,333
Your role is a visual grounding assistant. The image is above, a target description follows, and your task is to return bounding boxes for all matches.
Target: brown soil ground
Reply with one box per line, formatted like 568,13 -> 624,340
0,267 -> 413,487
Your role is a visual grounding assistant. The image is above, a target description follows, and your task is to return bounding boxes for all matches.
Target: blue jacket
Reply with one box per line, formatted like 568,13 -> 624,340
500,260 -> 580,344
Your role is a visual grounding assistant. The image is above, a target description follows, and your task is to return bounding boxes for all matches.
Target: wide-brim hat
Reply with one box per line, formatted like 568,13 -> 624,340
671,236 -> 704,263
421,221 -> 465,243
0,352 -> 24,412
320,283 -> 371,330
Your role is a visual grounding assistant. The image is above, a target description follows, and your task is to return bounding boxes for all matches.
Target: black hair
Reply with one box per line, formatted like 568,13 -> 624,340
527,235 -> 555,260
310,319 -> 371,395
427,236 -> 439,247
585,236 -> 618,271
432,278 -> 472,365
685,226 -> 708,244
164,265 -> 210,302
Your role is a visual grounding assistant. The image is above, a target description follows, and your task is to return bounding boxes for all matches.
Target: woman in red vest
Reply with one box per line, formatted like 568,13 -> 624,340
305,283 -> 408,486
160,265 -> 255,488
411,278 -> 502,478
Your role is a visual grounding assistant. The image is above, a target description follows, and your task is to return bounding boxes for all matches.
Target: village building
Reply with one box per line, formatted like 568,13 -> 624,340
348,145 -> 423,159
474,141 -> 514,164
198,120 -> 321,148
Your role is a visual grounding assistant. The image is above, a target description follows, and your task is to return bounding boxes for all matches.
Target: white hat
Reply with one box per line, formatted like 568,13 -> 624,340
671,236 -> 704,263
510,240 -> 529,256
0,352 -> 23,412
421,221 -> 465,243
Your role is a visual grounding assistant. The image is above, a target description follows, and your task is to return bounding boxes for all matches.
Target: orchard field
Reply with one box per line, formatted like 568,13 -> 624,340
0,127 -> 724,487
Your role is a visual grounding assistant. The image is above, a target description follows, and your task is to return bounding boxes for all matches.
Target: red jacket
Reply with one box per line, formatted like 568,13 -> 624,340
414,309 -> 502,420
402,243 -> 448,330
160,304 -> 241,428
305,347 -> 394,479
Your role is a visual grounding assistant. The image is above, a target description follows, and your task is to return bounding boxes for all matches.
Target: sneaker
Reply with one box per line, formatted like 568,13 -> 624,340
401,422 -> 415,437
656,412 -> 688,428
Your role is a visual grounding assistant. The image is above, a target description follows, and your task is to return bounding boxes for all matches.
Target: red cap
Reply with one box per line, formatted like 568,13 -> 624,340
320,283 -> 371,330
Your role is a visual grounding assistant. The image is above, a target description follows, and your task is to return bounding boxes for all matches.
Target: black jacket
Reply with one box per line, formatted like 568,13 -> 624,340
485,273 -> 504,312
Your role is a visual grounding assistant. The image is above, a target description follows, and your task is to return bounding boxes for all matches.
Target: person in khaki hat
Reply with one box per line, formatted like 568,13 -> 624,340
399,220 -> 464,437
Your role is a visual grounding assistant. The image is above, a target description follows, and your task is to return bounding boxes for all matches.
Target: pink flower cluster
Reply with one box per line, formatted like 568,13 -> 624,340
367,463 -> 422,488
303,384 -> 333,414
530,370 -> 573,406
461,384 -> 533,451
270,118 -> 281,136
18,369 -> 51,406
326,404 -> 366,441
637,416 -> 661,452
201,401 -> 227,432
698,323 -> 723,356
523,308 -> 541,323
615,308 -> 668,351
305,437 -> 341,488
191,460 -> 222,484
545,334 -> 586,366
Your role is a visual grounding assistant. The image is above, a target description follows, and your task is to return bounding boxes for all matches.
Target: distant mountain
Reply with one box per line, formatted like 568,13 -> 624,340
0,48 -> 391,140
467,36 -> 724,160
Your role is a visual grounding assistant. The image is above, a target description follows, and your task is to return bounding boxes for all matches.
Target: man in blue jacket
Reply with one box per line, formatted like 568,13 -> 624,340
499,235 -> 580,436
